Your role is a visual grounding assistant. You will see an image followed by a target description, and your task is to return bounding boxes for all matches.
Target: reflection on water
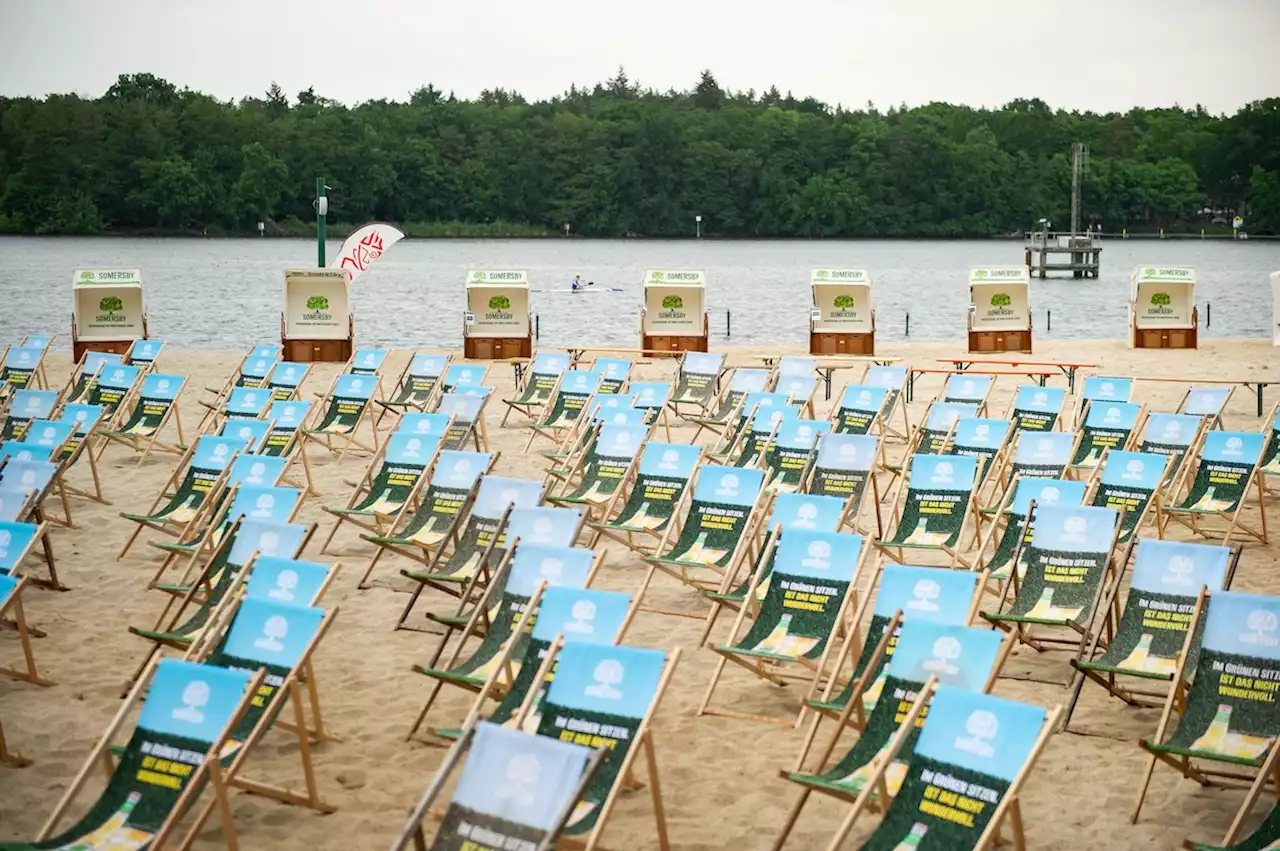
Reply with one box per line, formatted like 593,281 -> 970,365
1,236 -> 1277,350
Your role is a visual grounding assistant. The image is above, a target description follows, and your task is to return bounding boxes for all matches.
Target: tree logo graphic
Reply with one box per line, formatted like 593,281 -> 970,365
489,295 -> 511,310
815,270 -> 829,280
306,295 -> 329,310
472,271 -> 486,282
80,271 -> 96,282
99,296 -> 123,313
973,269 -> 988,279
1143,267 -> 1157,279
990,293 -> 1012,307
662,295 -> 683,309
833,294 -> 855,308
1151,292 -> 1172,306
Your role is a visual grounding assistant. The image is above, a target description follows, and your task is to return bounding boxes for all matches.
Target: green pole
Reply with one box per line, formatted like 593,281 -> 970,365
316,177 -> 326,267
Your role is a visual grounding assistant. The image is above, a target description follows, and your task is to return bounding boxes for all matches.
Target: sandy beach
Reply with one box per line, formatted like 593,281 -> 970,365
2,338 -> 1278,851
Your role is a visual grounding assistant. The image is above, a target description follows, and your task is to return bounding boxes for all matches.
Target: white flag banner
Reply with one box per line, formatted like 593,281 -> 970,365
330,222 -> 405,284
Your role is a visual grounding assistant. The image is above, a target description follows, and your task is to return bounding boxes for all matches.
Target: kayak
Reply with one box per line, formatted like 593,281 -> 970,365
533,288 -> 625,293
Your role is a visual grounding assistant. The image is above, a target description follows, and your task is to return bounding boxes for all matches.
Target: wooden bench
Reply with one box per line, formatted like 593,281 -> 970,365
907,367 -> 1057,403
1130,375 -> 1276,418
938,357 -> 1097,393
752,353 -> 903,400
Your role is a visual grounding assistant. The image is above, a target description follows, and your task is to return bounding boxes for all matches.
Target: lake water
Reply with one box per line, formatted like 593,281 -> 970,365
2,236 -> 1277,351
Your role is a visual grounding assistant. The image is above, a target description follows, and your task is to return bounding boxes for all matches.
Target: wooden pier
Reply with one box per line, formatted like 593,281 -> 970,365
1024,230 -> 1102,279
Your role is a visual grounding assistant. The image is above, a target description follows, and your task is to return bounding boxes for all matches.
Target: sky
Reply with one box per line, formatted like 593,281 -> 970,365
0,0 -> 1276,114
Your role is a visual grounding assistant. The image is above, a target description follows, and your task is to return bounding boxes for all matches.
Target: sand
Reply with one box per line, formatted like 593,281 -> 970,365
2,338 -> 1278,850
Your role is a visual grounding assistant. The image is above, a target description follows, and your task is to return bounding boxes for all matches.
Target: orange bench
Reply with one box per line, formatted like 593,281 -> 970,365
938,357 -> 1097,393
907,367 -> 1057,403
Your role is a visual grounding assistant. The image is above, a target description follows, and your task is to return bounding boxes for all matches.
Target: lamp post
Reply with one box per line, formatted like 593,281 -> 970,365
695,215 -> 702,239
314,178 -> 330,267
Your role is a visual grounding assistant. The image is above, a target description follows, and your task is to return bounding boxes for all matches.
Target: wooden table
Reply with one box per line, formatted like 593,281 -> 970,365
1131,374 -> 1276,418
938,357 -> 1097,393
907,368 -> 1056,403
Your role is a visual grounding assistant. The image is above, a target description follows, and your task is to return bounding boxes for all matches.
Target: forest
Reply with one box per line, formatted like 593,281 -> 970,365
0,70 -> 1277,238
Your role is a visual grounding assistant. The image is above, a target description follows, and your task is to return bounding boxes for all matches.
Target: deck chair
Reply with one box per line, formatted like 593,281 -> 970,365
50,402 -> 110,510
630,381 -> 673,439
733,403 -> 800,469
765,417 -> 832,493
1076,375 -> 1134,426
209,345 -> 281,393
1090,449 -> 1172,544
590,442 -> 702,554
442,362 -> 491,394
832,384 -> 889,436
1157,430 -> 1269,547
502,352 -> 571,425
804,433 -> 883,535
526,370 -> 604,449
551,421 -> 647,512
86,363 -> 142,420
876,454 -> 980,568
438,390 -> 492,452
863,365 -> 911,440
775,373 -> 820,418
699,530 -> 867,727
301,373 -> 379,459
908,401 -> 980,459
1,389 -> 58,442
983,503 -> 1126,676
264,360 -> 311,401
203,385 -> 272,435
17,334 -> 53,388
407,542 -> 598,737
1066,539 -> 1235,732
639,465 -> 768,618
219,416 -> 272,454
711,391 -> 793,461
392,720 -> 603,851
0,519 -> 56,591
1139,412 -> 1206,491
1004,384 -> 1065,434
948,417 -> 1014,490
62,351 -> 124,405
775,621 -> 1009,850
670,351 -> 725,414
357,449 -> 496,589
0,572 -> 49,686
377,352 -> 451,425
1184,793 -> 1280,850
1133,590 -> 1280,823
0,345 -> 49,392
118,435 -> 243,559
975,476 -> 1088,582
700,495 -> 850,641
0,659 -> 263,848
262,399 -> 316,493
394,476 -> 547,627
347,346 -> 389,377
591,356 -> 632,394
1071,400 -> 1144,472
96,372 -> 187,463
1179,385 -> 1234,430
1260,404 -> 1280,484
814,683 -> 1057,851
807,563 -> 985,731
685,367 -> 770,434
179,594 -> 338,826
998,429 -> 1078,502
321,431 -> 442,551
509,641 -> 679,849
427,585 -> 637,743
124,338 -> 165,370
941,373 -> 994,412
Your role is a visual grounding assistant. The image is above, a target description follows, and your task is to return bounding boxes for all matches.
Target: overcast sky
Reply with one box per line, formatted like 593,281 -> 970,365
1,0 -> 1276,114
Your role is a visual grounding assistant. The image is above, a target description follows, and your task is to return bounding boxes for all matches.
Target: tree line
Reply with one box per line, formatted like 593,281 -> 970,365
0,70 -> 1277,237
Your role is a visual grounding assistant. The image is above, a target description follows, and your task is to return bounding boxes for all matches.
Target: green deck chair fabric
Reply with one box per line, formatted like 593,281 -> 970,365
646,466 -> 765,570
1145,591 -> 1280,769
881,455 -> 978,551
101,373 -> 183,440
1167,431 -> 1266,517
764,417 -> 830,490
88,364 -> 142,418
122,436 -> 242,527
383,353 -> 449,413
0,346 -> 45,393
1072,401 -> 1142,469
538,371 -> 603,431
259,401 -> 311,456
65,352 -> 125,405
329,432 -> 439,520
789,622 -> 1003,800
1090,449 -> 1167,544
985,479 -> 1086,580
438,389 -> 490,451
948,417 -> 1013,486
0,659 -> 253,851
367,450 -> 491,551
985,503 -> 1119,628
834,385 -> 889,436
714,391 -> 790,460
555,423 -> 646,505
56,404 -> 107,464
1010,385 -> 1065,432
687,368 -> 770,428
735,404 -> 800,468
670,352 -> 724,409
306,374 -> 373,435
591,442 -> 699,537
1139,412 -> 1203,486
806,433 -> 878,506
532,643 -> 668,836
504,352 -> 569,413
1188,803 -> 1280,851
2,390 -> 58,442
1259,407 -> 1280,478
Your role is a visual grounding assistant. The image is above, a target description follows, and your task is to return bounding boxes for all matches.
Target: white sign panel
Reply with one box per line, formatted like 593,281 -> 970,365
283,269 -> 350,340
811,269 -> 873,334
1131,266 -> 1195,330
72,269 -> 146,341
466,270 -> 530,338
643,285 -> 705,336
645,269 -> 706,286
969,268 -> 1030,332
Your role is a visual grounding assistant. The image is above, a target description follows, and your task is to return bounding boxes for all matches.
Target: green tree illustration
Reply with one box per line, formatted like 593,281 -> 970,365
662,295 -> 683,309
489,295 -> 511,309
833,294 -> 855,308
306,295 -> 329,310
990,292 -> 1012,307
99,296 -> 123,313
1151,292 -> 1172,306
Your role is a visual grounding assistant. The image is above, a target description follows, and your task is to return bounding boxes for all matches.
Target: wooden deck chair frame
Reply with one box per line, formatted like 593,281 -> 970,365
1183,731 -> 1280,849
858,365 -> 911,442
1175,385 -> 1236,431
505,644 -> 682,851
59,354 -> 113,406
95,374 -> 189,466
634,471 -> 772,620
775,634 -> 1017,849
28,657 -> 265,851
984,429 -> 1085,511
178,602 -> 341,832
375,354 -> 451,429
0,574 -> 53,686
318,434 -> 444,553
588,446 -> 705,556
501,359 -> 563,427
0,343 -> 51,392
1069,401 -> 1148,478
939,373 -> 995,414
982,507 -> 1134,684
1085,447 -> 1173,550
392,715 -> 609,851
795,441 -> 886,539
796,675 -> 1061,851
116,449 -> 239,560
0,519 -> 60,592
52,408 -> 111,516
1130,591 -> 1277,823
684,368 -> 760,438
353,453 -> 500,591
20,334 -> 56,387
523,373 -> 588,451
0,714 -> 29,767
1138,412 -> 1209,500
696,535 -> 870,728
549,429 -> 649,526
1155,435 -> 1270,548
301,389 -> 381,462
875,459 -> 981,570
